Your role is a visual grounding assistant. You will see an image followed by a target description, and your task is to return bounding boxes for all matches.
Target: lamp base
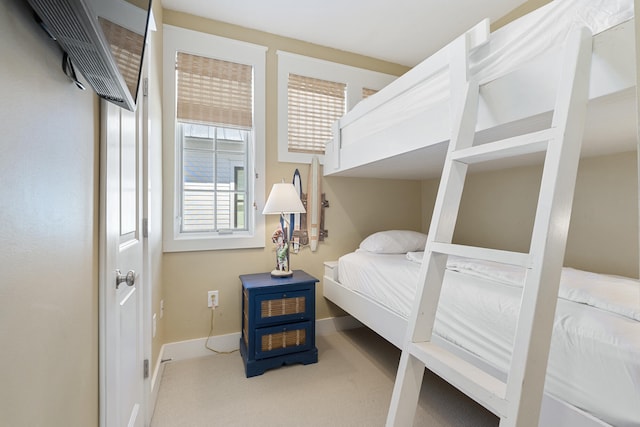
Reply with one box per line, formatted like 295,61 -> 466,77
270,269 -> 293,278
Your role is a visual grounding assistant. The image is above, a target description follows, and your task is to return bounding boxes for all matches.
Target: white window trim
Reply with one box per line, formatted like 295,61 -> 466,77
163,25 -> 267,252
277,51 -> 397,164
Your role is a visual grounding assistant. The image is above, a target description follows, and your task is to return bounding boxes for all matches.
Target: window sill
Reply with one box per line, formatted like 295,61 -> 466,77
163,231 -> 265,252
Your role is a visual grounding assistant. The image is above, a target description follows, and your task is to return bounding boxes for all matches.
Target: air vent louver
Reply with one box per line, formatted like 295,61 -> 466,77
28,0 -> 149,110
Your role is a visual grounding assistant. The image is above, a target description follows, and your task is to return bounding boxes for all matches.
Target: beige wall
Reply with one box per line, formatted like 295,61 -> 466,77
422,152 -> 639,278
0,1 -> 166,424
0,0 -> 99,425
160,11 -> 419,342
567,152 -> 638,276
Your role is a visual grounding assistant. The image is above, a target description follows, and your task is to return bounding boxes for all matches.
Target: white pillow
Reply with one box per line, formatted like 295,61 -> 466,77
359,230 -> 427,254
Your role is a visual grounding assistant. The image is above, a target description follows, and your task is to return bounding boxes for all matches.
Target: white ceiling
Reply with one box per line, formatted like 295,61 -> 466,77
161,0 -> 529,67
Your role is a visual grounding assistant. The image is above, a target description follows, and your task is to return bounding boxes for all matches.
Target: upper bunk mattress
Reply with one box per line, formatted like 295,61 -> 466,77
337,250 -> 640,426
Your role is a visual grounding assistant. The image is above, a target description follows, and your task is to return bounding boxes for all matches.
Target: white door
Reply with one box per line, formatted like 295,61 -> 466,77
100,98 -> 145,427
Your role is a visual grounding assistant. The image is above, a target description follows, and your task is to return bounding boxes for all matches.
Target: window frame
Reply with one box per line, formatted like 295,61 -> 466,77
163,25 -> 267,252
277,51 -> 397,164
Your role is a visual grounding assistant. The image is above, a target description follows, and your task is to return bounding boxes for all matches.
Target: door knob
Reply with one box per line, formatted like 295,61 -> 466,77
115,269 -> 136,289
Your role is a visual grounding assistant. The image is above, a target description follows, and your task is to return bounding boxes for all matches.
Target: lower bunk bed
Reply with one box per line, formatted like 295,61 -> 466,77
323,233 -> 640,427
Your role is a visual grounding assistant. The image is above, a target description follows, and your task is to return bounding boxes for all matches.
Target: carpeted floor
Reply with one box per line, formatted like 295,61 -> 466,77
151,328 -> 498,426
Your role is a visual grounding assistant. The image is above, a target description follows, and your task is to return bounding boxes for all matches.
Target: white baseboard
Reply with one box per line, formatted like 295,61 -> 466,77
160,316 -> 362,363
161,331 -> 241,362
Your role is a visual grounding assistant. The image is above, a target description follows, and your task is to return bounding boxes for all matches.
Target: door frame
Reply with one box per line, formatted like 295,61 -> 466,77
140,57 -> 154,425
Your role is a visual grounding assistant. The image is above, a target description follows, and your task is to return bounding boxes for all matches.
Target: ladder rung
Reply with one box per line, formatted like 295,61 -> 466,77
452,128 -> 554,164
431,242 -> 532,267
409,341 -> 508,417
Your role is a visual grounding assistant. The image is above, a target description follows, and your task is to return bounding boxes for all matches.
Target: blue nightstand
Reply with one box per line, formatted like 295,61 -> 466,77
239,270 -> 319,377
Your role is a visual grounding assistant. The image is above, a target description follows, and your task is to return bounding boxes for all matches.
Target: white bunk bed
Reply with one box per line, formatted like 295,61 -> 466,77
322,0 -> 639,425
324,0 -> 635,180
323,248 -> 640,426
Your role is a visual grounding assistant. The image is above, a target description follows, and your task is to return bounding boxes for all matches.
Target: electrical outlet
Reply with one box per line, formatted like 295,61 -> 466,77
207,290 -> 219,308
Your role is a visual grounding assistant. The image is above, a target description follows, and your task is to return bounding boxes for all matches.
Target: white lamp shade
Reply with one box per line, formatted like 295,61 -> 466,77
263,182 -> 306,214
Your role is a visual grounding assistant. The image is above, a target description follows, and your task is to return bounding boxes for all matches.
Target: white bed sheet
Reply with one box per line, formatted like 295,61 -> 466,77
337,250 -> 640,426
342,0 -> 633,147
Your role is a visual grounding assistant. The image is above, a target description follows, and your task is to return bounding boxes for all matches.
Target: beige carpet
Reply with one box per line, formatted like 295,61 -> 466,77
151,328 -> 498,427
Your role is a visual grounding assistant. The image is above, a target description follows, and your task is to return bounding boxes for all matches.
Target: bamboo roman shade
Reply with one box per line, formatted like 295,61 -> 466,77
362,87 -> 378,99
176,52 -> 253,129
287,73 -> 346,154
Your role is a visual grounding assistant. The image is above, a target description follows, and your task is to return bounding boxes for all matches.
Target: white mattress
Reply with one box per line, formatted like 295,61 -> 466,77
341,0 -> 633,147
337,250 -> 640,426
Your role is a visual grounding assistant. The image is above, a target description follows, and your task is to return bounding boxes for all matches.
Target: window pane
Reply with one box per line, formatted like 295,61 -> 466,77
216,151 -> 245,190
183,141 -> 213,184
182,182 -> 215,231
182,134 -> 214,232
180,124 -> 249,233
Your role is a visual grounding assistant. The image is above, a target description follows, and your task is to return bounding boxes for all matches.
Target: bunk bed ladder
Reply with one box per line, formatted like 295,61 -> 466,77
386,25 -> 593,427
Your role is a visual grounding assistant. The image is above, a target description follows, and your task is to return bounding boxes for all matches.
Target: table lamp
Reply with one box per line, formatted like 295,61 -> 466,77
263,181 -> 306,277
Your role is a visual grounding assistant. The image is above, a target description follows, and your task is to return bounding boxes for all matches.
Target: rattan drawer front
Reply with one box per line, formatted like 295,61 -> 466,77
255,290 -> 312,326
255,321 -> 312,359
261,328 -> 306,351
261,296 -> 305,318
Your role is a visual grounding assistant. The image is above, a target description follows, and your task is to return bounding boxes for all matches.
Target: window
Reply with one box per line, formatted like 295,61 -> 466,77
277,51 -> 397,164
163,25 -> 267,252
